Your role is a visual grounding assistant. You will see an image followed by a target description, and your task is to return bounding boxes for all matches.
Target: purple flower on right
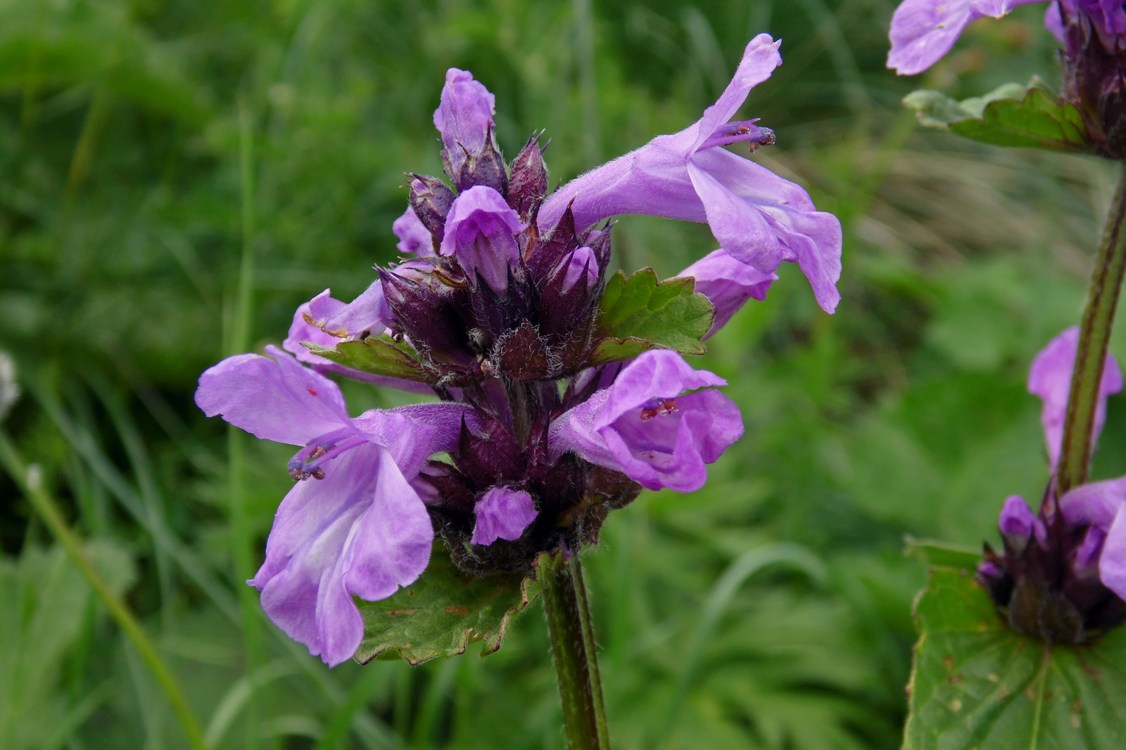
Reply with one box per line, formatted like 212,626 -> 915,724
888,1 -> 1126,155
978,328 -> 1126,642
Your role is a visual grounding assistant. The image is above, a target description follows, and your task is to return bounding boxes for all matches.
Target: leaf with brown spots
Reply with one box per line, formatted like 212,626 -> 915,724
353,545 -> 562,666
904,568 -> 1126,749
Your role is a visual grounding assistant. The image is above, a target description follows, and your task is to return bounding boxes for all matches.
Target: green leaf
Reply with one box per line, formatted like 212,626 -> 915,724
904,568 -> 1126,749
1,542 -> 136,750
591,268 -> 714,365
903,536 -> 982,569
354,546 -> 562,666
903,80 -> 1092,153
306,335 -> 436,384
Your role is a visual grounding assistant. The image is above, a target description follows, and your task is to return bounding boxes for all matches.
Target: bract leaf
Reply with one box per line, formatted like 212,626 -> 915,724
354,546 -> 562,665
306,335 -> 436,384
591,268 -> 714,365
903,536 -> 982,568
904,80 -> 1093,154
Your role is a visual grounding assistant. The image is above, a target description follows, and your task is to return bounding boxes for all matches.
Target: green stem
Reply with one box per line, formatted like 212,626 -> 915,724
1058,165 -> 1126,495
0,433 -> 207,750
542,556 -> 610,750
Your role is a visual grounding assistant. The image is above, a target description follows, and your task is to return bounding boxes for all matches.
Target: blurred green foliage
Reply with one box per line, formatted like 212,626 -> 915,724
2,0 -> 1123,748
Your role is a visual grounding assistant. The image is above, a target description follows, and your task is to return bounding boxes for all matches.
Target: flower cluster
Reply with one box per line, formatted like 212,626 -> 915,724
888,0 -> 1126,155
978,328 -> 1126,643
196,34 -> 842,666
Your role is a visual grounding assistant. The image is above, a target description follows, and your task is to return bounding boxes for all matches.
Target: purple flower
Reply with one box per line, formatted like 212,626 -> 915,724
538,34 -> 842,314
550,350 -> 743,492
195,346 -> 469,665
888,1 -> 1126,74
1027,325 -> 1123,469
677,249 -> 776,338
1060,478 -> 1126,598
998,495 -> 1045,552
557,246 -> 599,294
981,328 -> 1126,635
1028,332 -> 1124,601
440,185 -> 525,293
471,486 -> 539,546
434,68 -> 499,189
393,206 -> 436,256
887,0 -> 1045,75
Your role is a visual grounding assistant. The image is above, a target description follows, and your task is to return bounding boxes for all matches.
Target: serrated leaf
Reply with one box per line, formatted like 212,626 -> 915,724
904,568 -> 1126,750
904,80 -> 1092,153
306,335 -> 436,384
591,268 -> 714,365
354,546 -> 562,665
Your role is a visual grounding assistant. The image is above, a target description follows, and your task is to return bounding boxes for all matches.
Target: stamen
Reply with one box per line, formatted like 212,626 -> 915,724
639,398 -> 679,421
700,119 -> 776,152
288,427 -> 366,480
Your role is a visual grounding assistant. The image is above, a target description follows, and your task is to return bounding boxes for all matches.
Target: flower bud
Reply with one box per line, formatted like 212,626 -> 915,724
407,175 -> 455,241
440,186 -> 525,294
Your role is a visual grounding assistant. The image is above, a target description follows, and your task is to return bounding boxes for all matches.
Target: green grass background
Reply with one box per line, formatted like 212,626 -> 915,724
2,0 -> 1123,748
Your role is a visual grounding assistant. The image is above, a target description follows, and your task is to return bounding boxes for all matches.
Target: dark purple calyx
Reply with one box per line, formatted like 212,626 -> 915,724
978,485 -> 1126,643
1060,1 -> 1126,157
423,401 -> 641,575
507,133 -> 549,219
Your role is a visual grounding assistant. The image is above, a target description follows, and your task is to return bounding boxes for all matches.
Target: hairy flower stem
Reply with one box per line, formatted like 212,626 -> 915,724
1059,166 -> 1126,495
543,557 -> 610,750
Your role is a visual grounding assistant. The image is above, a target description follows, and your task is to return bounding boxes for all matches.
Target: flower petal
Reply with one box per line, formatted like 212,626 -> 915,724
434,68 -> 496,180
282,288 -> 434,394
1060,476 -> 1126,529
677,248 -> 776,337
887,0 -> 1044,76
251,445 -> 434,666
351,402 -> 473,475
1027,326 -> 1123,469
1100,504 -> 1126,599
537,34 -> 841,314
195,345 -> 347,445
393,206 -> 436,256
551,351 -> 743,492
691,34 -> 782,151
440,185 -> 524,292
686,153 -> 842,312
471,486 -> 538,545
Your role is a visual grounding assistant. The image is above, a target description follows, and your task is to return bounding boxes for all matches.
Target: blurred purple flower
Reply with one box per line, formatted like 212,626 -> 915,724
887,0 -> 1044,75
982,328 -> 1125,628
888,0 -> 1126,74
1028,325 -> 1123,469
998,495 -> 1045,552
195,346 -> 469,665
1060,478 -> 1126,598
539,34 -> 842,313
550,350 -> 743,492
